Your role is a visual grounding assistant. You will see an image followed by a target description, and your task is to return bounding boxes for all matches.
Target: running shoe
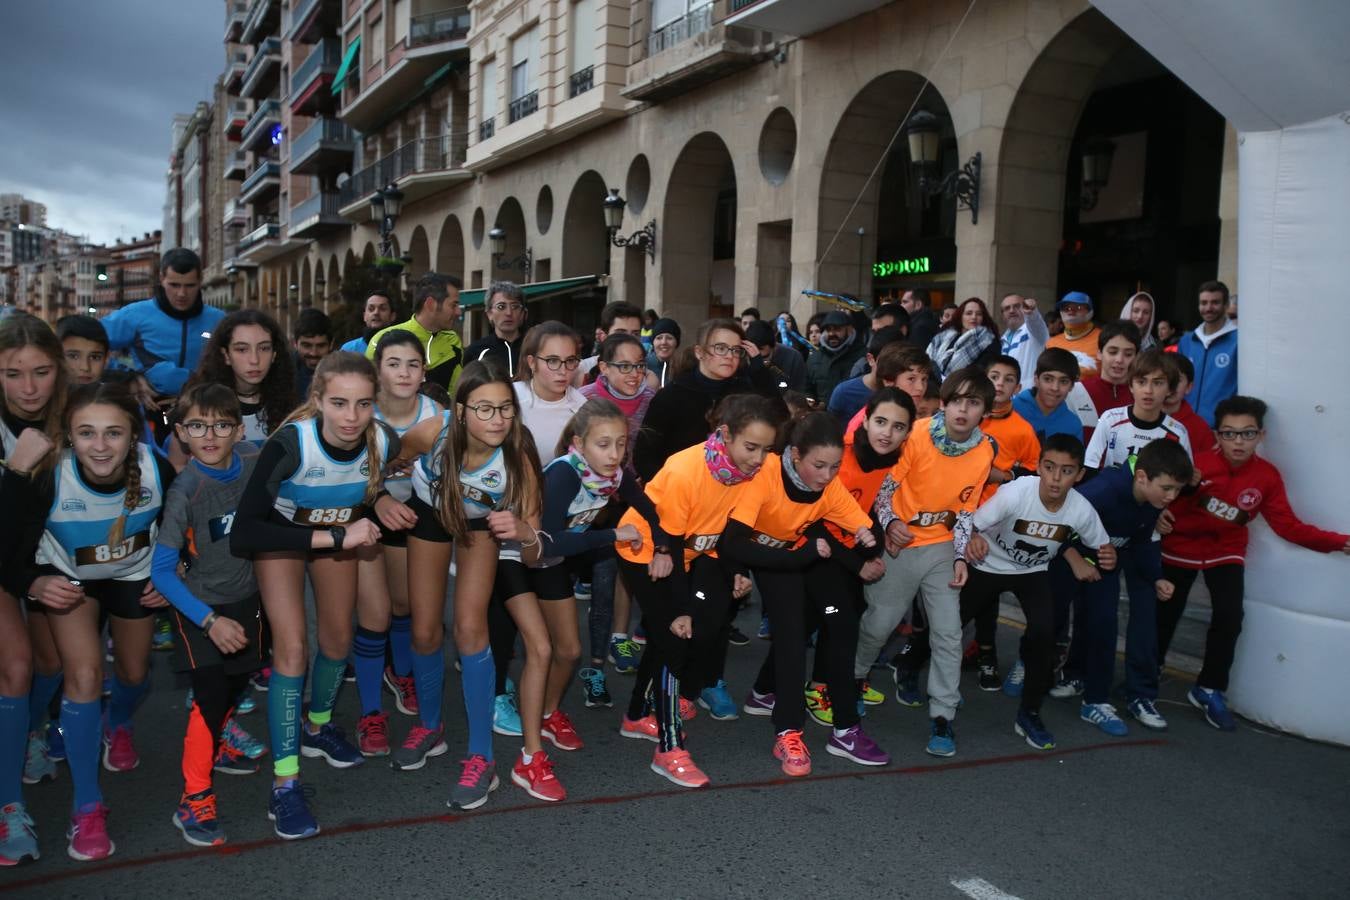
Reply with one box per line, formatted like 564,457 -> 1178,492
1127,697 -> 1169,731
45,721 -> 65,762
511,750 -> 566,802
976,653 -> 1001,692
492,692 -> 523,737
250,667 -> 271,692
579,667 -> 612,708
728,626 -> 750,647
757,616 -> 772,640
212,742 -> 260,776
0,802 -> 39,866
102,724 -> 139,772
174,789 -> 225,847
1080,702 -> 1129,737
1002,659 -> 1025,698
448,755 -> 499,810
66,802 -> 114,861
222,716 -> 268,760
743,689 -> 776,717
1049,676 -> 1085,700
22,731 -> 57,785
268,779 -> 319,840
827,725 -> 890,766
650,748 -> 708,788
152,615 -> 174,652
679,696 -> 698,721
358,711 -> 391,757
620,715 -> 659,742
804,683 -> 833,727
573,580 -> 592,601
1015,709 -> 1056,750
1188,686 -> 1237,731
632,624 -> 647,646
383,666 -> 419,716
773,730 -> 812,777
859,680 -> 885,706
608,636 -> 641,674
542,709 -> 584,752
926,717 -> 956,758
698,680 -> 738,720
391,724 -> 448,771
234,690 -> 256,715
300,723 -> 364,768
893,669 -> 923,708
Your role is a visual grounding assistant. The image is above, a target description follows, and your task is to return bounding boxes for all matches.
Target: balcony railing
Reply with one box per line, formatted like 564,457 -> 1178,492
729,0 -> 759,10
241,0 -> 279,44
240,98 -> 280,147
223,150 -> 248,178
479,116 -> 495,142
648,3 -> 714,55
291,191 -> 342,228
409,6 -> 471,48
290,38 -> 341,96
238,220 -> 280,250
241,160 -> 280,196
568,66 -> 594,98
290,0 -> 322,36
508,90 -> 539,124
337,134 -> 469,206
222,198 -> 248,226
224,0 -> 247,41
292,117 -> 353,158
241,36 -> 281,95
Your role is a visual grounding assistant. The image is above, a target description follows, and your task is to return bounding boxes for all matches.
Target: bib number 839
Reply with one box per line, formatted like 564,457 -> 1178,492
305,507 -> 354,525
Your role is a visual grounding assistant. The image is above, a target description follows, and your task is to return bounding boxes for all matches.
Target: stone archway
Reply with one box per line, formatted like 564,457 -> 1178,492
408,225 -> 431,279
659,132 -> 737,326
491,197 -> 529,284
561,170 -> 609,279
435,214 -> 465,281
300,257 -> 312,308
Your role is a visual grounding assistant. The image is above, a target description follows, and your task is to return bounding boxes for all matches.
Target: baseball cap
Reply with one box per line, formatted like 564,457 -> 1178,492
1057,291 -> 1093,310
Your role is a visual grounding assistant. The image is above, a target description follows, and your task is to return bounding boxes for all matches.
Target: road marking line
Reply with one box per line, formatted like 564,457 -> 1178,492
952,876 -> 1025,900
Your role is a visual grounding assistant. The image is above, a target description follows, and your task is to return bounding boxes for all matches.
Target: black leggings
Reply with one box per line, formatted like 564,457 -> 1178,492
183,667 -> 252,794
960,566 -> 1055,713
1158,564 -> 1245,692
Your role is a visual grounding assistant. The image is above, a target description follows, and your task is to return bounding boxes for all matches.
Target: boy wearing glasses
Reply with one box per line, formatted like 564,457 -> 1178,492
1158,396 -> 1350,731
465,281 -> 528,377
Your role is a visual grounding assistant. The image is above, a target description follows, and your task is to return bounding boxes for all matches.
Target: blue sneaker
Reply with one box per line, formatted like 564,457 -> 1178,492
757,616 -> 771,640
608,636 -> 641,674
492,693 -> 523,736
1014,708 -> 1056,750
152,616 -> 174,652
1080,702 -> 1129,736
174,789 -> 225,847
234,690 -> 257,715
893,669 -> 923,708
573,580 -> 592,601
578,667 -> 612,708
23,731 -> 57,785
268,780 -> 319,840
45,721 -> 66,762
697,680 -> 739,720
926,716 -> 956,757
0,802 -> 40,865
300,723 -> 364,768
1188,686 -> 1237,731
222,717 -> 268,760
1002,660 -> 1025,698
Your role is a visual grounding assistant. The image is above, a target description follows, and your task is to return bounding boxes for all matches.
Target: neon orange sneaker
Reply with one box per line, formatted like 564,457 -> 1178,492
650,748 -> 709,788
678,696 -> 697,721
510,750 -> 566,802
773,729 -> 812,777
620,715 -> 659,742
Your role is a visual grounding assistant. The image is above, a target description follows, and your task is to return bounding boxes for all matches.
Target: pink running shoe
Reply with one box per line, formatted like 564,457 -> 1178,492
102,725 -> 139,773
67,802 -> 114,861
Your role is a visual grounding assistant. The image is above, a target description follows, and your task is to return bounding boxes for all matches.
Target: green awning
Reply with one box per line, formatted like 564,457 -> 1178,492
459,275 -> 600,309
331,36 -> 361,96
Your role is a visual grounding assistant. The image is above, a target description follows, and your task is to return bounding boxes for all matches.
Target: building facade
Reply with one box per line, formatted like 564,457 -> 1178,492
0,194 -> 48,228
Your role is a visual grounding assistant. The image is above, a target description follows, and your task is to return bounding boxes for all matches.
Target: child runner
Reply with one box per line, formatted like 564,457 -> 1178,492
1084,350 -> 1192,472
183,309 -> 297,449
152,384 -> 267,846
55,315 -> 110,386
1162,354 -> 1216,455
230,351 -> 398,839
2,383 -> 176,861
616,395 -> 780,787
1012,348 -> 1084,443
1076,320 -> 1140,443
1158,396 -> 1350,730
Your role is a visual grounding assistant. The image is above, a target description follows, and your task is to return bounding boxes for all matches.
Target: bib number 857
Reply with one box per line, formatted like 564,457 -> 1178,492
304,507 -> 354,525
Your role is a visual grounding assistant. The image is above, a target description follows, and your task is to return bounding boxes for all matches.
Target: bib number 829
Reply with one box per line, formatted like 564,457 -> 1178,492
1204,497 -> 1241,522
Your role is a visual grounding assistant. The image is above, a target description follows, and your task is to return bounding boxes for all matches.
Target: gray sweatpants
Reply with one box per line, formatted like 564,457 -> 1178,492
854,541 -> 962,720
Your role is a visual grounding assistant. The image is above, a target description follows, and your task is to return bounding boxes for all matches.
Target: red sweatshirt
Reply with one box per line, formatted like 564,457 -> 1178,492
1162,448 -> 1348,568
1169,400 -> 1216,455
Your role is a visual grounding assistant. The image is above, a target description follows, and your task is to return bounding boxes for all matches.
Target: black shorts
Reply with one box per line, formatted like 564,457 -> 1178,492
405,495 -> 491,543
169,593 -> 269,675
529,563 -> 574,601
29,568 -> 154,620
493,559 -> 533,604
379,528 -> 409,549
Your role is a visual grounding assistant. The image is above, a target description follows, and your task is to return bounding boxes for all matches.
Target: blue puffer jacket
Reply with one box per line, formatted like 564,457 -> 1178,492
1176,320 -> 1238,426
102,295 -> 226,396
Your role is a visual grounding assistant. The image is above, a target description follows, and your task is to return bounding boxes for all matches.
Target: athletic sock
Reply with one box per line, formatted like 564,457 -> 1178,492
60,697 -> 103,811
307,653 -> 346,727
389,614 -> 413,678
411,647 -> 445,731
460,646 -> 495,760
107,676 -> 149,732
353,627 -> 387,716
0,696 -> 27,807
520,749 -> 533,765
268,672 -> 304,778
27,670 -> 62,732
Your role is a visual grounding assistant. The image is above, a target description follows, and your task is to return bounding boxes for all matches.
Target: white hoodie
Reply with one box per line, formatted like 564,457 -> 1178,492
1120,291 -> 1157,351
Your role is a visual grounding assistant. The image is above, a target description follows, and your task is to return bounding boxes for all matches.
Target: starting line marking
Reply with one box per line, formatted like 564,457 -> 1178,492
952,876 -> 1026,900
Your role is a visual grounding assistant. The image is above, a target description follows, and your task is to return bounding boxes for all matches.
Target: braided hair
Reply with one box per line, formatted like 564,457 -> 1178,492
63,382 -> 145,546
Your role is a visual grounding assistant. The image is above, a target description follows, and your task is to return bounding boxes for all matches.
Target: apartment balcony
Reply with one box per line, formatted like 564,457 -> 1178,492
568,66 -> 594,99
507,90 -> 539,124
241,37 -> 282,99
290,38 -> 343,115
223,150 -> 248,180
478,116 -> 495,142
239,160 -> 281,203
724,0 -> 891,37
289,0 -> 340,44
224,0 -> 247,42
225,51 -> 249,94
338,5 -> 470,133
289,117 -> 354,175
289,191 -> 346,238
222,198 -> 248,228
223,100 -> 250,140
241,0 -> 280,45
337,133 -> 470,219
623,2 -> 769,103
239,99 -> 281,151
236,219 -> 306,263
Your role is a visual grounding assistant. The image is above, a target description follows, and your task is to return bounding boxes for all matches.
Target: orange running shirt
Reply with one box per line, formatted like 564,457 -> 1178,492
829,429 -> 891,546
729,452 -> 871,549
880,417 -> 994,548
980,410 -> 1040,504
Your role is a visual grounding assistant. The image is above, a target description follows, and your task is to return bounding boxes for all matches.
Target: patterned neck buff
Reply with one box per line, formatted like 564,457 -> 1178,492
929,410 -> 985,457
781,447 -> 817,494
564,445 -> 621,498
704,427 -> 753,486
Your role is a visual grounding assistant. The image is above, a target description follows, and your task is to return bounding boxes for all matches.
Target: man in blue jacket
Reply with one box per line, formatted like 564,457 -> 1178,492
101,248 -> 225,398
1176,280 -> 1237,426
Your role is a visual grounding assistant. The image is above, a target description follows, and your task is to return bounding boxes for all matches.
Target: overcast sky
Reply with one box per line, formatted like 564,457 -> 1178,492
0,1 -> 223,244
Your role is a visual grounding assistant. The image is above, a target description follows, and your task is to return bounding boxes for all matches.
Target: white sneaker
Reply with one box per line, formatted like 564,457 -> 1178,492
1127,698 -> 1168,731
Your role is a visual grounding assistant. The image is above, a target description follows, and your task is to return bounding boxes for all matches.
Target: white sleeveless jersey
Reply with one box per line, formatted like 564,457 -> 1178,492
36,443 -> 165,581
375,394 -> 439,503
271,419 -> 390,527
412,412 -> 508,518
240,403 -> 270,445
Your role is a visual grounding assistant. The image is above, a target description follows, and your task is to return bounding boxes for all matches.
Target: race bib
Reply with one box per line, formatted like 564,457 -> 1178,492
295,506 -> 359,526
909,510 -> 956,530
1197,494 -> 1250,525
74,531 -> 152,566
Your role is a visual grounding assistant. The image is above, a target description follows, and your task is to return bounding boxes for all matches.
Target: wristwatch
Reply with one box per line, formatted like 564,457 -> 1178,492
329,525 -> 347,551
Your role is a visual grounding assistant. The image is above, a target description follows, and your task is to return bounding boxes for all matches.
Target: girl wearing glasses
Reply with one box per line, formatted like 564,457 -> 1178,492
392,361 -> 545,811
229,352 -> 399,840
2,383 -> 176,862
182,309 -> 296,449
513,322 -> 587,467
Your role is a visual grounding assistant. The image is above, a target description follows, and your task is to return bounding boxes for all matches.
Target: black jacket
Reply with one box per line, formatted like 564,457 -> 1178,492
907,308 -> 940,353
463,333 -> 525,378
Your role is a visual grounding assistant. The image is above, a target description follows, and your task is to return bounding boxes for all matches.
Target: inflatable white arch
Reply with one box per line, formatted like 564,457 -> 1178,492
1093,0 -> 1350,745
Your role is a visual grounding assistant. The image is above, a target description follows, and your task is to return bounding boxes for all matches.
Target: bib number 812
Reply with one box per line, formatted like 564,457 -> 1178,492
304,507 -> 354,525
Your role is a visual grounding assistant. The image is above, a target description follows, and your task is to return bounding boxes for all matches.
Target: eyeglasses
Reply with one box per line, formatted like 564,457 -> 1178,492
465,402 -> 517,421
538,356 -> 581,371
1216,428 -> 1260,442
705,343 -> 746,358
603,361 -> 643,374
182,420 -> 239,438
490,303 -> 524,313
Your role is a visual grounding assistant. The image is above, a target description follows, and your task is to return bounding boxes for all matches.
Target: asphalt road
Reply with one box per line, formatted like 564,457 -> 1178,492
3,600 -> 1347,900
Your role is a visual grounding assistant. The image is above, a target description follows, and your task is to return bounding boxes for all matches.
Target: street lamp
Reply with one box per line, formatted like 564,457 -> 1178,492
905,109 -> 981,225
314,270 -> 326,305
370,183 -> 404,259
288,282 -> 299,308
603,188 -> 656,261
1079,136 -> 1117,212
489,226 -> 533,278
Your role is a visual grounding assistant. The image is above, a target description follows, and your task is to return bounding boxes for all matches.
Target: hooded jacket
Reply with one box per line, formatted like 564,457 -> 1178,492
1176,319 -> 1237,426
102,293 -> 226,397
804,330 -> 865,402
1120,291 -> 1158,351
464,332 -> 525,378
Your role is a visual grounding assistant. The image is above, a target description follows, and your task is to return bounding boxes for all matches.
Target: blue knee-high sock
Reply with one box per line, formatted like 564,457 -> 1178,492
389,615 -> 413,677
460,647 -> 495,760
411,648 -> 445,732
107,676 -> 149,732
27,671 -> 62,732
60,698 -> 103,811
353,627 -> 387,716
307,653 -> 347,726
268,672 -> 304,779
0,696 -> 27,806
